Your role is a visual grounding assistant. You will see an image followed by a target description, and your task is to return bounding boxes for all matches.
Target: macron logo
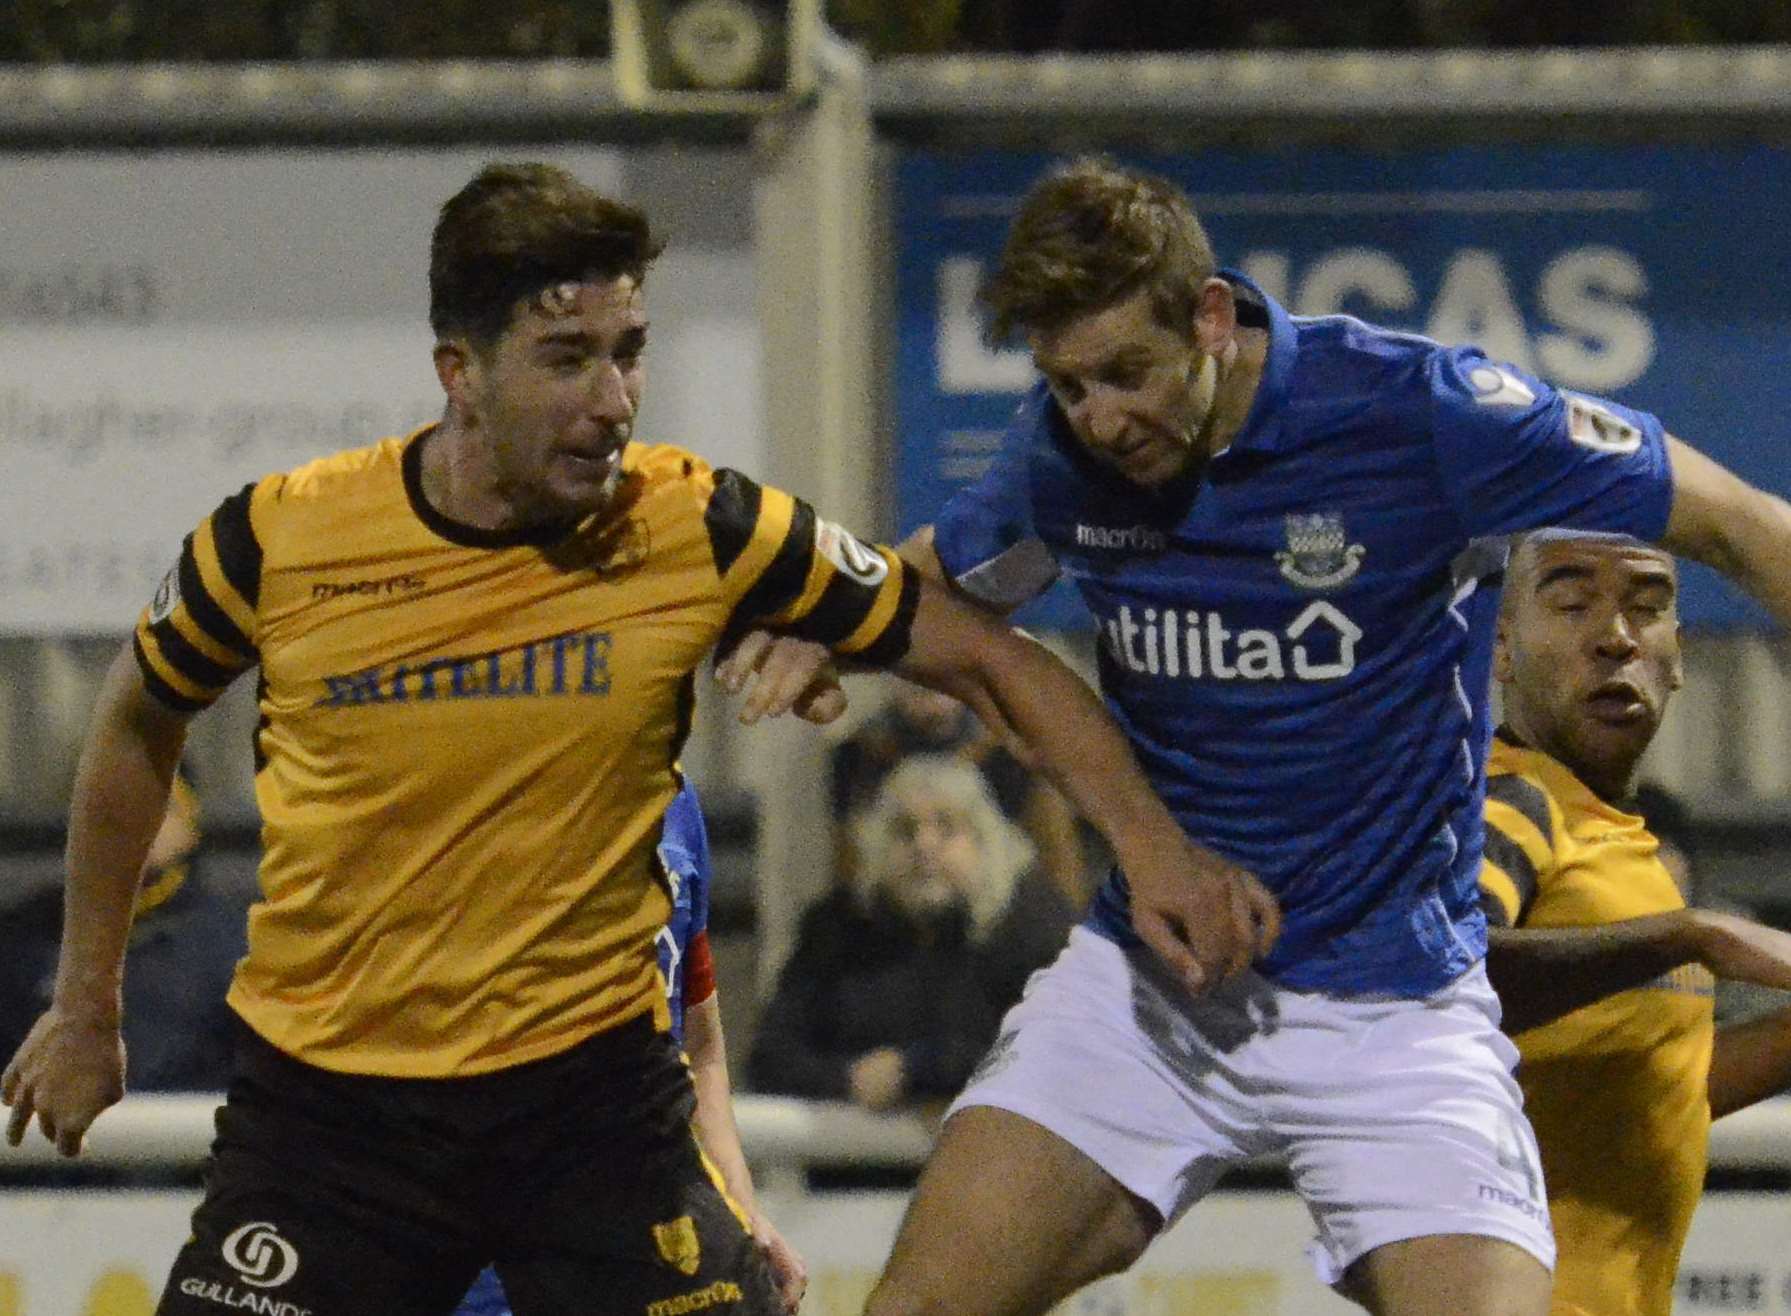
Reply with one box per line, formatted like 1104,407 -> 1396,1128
1075,523 -> 1167,553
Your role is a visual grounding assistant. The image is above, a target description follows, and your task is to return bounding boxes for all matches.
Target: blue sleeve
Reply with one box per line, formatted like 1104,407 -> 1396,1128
1427,346 -> 1673,543
675,783 -> 711,941
455,1269 -> 510,1316
932,385 -> 1061,610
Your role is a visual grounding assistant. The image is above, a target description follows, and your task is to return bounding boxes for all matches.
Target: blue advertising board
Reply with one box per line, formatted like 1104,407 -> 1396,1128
893,147 -> 1791,628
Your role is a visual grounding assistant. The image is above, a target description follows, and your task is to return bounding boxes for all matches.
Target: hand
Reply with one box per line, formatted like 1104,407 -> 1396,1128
714,631 -> 847,726
2,1007 -> 126,1158
1691,910 -> 1791,988
847,1047 -> 908,1112
749,1210 -> 808,1314
1124,835 -> 1281,996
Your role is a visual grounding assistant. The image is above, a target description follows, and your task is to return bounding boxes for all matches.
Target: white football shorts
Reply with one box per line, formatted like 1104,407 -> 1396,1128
950,926 -> 1553,1285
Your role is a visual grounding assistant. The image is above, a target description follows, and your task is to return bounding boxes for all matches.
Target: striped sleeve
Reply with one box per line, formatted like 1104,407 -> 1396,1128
133,481 -> 264,712
705,468 -> 920,669
1480,771 -> 1556,926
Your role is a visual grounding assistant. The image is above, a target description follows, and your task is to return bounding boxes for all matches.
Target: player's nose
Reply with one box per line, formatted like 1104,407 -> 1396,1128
588,361 -> 634,423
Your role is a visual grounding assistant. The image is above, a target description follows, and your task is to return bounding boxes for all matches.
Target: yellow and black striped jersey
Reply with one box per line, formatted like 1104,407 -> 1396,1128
1480,732 -> 1713,1316
135,427 -> 917,1078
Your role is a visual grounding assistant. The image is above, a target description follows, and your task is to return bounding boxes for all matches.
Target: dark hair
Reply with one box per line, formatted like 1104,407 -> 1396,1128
429,162 -> 665,346
980,155 -> 1217,344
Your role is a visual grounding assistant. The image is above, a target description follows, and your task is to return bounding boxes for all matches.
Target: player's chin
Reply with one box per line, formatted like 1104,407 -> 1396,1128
1118,446 -> 1199,489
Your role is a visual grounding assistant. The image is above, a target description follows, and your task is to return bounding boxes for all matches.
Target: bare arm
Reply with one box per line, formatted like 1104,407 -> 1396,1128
683,996 -> 806,1313
2,642 -> 191,1155
1662,435 -> 1791,625
1710,1007 -> 1791,1119
1487,909 -> 1791,1036
684,995 -> 758,1217
892,572 -> 1279,992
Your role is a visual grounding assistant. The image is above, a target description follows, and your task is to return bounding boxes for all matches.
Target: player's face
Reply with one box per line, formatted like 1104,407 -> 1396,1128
1031,289 -> 1218,489
469,276 -> 646,522
1497,539 -> 1682,787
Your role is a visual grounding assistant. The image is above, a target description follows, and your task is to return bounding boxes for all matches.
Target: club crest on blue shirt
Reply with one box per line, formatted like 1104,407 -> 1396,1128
1274,512 -> 1366,591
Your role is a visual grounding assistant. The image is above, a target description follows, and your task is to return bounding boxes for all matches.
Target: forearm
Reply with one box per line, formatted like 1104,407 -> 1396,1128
683,999 -> 758,1214
1710,1007 -> 1791,1119
56,647 -> 190,1023
1486,914 -> 1700,1034
898,612 -> 1177,878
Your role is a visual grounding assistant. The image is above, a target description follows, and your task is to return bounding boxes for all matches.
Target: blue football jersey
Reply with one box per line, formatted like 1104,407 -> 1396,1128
934,274 -> 1673,997
656,779 -> 712,1041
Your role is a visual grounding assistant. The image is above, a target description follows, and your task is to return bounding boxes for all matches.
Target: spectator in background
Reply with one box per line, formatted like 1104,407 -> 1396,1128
0,768 -> 243,1093
749,754 -> 1073,1115
830,678 -> 1091,905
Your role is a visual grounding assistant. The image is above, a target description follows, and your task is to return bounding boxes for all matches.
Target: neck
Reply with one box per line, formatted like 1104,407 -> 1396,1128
1503,712 -> 1640,804
1199,329 -> 1266,458
422,415 -> 524,531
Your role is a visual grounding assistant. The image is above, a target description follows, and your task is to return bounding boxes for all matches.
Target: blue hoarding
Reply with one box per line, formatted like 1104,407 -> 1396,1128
893,146 -> 1791,628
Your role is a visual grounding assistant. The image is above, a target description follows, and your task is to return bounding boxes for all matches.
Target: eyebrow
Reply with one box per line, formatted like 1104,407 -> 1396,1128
1532,564 -> 1595,593
1039,345 -> 1151,379
1532,562 -> 1676,595
534,322 -> 649,350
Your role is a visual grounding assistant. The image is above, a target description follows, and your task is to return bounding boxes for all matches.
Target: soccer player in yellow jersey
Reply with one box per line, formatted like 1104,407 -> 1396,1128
1481,530 -> 1791,1316
0,162 -> 1277,1316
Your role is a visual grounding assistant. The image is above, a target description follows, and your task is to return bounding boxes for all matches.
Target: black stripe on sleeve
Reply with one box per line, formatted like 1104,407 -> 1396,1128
780,569 -> 882,650
1478,889 -> 1512,928
703,469 -> 763,578
728,497 -> 818,628
211,482 -> 264,609
845,561 -> 921,670
132,633 -> 208,714
148,617 -> 241,691
1481,825 -> 1540,923
177,534 -> 256,661
1485,773 -> 1554,849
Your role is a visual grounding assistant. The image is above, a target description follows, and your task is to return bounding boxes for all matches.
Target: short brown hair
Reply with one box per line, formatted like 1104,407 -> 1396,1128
429,162 -> 665,346
980,156 -> 1217,343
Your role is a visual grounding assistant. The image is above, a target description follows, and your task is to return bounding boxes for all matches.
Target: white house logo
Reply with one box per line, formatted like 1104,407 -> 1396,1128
1102,600 -> 1363,682
1074,523 -> 1167,553
1274,513 -> 1365,591
222,1222 -> 300,1288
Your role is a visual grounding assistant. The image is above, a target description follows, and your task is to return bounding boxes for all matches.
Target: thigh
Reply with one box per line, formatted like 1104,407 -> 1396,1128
1279,966 -> 1555,1293
866,1106 -> 1156,1316
157,1144 -> 484,1316
945,927 -> 1266,1224
496,1126 -> 781,1316
1343,1234 -> 1551,1316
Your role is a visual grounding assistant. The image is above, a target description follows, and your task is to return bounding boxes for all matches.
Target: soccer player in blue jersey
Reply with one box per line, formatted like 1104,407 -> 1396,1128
720,156 -> 1791,1315
455,780 -> 806,1316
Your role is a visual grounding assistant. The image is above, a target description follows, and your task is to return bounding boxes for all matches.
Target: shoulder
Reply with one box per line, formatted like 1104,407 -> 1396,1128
245,434 -> 412,546
1285,314 -> 1442,395
1481,739 -> 1570,925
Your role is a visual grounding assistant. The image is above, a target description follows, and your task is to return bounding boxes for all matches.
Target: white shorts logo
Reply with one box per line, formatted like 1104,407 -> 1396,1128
815,519 -> 889,588
222,1221 -> 300,1289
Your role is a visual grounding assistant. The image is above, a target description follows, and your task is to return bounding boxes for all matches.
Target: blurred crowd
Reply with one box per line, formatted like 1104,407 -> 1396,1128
4,0 -> 1788,65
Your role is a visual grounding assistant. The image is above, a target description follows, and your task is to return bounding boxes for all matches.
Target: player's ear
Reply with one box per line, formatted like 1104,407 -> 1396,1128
1191,276 -> 1237,356
1492,615 -> 1515,686
1668,622 -> 1685,691
434,339 -> 480,420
